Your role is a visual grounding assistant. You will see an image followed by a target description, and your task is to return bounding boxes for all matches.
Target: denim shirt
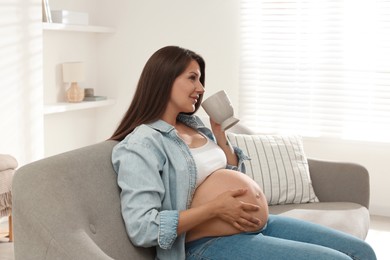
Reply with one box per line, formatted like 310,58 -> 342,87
111,114 -> 248,260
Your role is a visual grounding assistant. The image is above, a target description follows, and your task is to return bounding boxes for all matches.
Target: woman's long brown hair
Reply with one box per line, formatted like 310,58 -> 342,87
110,46 -> 206,141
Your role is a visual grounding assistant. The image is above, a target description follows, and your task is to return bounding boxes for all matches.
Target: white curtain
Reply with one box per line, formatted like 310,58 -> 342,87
239,0 -> 390,143
0,0 -> 44,165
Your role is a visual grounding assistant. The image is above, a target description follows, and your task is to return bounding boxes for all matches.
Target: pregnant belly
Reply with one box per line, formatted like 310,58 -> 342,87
186,169 -> 269,242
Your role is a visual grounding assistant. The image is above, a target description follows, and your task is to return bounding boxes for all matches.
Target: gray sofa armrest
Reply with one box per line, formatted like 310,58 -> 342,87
308,158 -> 370,208
13,141 -> 155,260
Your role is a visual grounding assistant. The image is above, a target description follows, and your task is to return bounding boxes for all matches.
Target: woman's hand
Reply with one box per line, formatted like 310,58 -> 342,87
209,118 -> 224,139
209,118 -> 238,166
210,188 -> 262,231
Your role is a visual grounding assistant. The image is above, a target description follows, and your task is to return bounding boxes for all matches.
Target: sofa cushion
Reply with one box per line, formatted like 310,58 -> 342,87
227,133 -> 318,205
269,202 -> 370,239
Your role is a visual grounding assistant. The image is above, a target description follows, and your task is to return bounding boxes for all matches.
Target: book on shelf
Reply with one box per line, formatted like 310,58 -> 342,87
83,96 -> 108,101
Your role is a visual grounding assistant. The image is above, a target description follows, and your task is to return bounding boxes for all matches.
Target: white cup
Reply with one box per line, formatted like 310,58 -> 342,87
201,90 -> 239,131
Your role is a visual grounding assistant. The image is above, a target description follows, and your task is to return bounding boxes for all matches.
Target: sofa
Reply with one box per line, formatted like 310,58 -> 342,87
12,122 -> 370,260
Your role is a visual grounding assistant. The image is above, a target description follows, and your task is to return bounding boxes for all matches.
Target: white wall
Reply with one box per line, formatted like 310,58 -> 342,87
95,0 -> 241,140
0,0 -> 44,166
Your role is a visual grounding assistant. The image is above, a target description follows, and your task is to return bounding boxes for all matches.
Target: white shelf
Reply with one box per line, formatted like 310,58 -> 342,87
44,99 -> 115,115
43,22 -> 115,33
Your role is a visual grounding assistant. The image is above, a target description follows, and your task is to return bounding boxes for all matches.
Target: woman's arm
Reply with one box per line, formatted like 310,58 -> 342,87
209,119 -> 238,166
113,138 -> 178,249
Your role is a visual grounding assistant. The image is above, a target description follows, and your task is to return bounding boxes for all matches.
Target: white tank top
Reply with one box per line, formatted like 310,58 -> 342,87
190,133 -> 227,188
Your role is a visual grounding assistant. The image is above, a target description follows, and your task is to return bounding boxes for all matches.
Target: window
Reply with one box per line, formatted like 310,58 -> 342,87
239,0 -> 390,142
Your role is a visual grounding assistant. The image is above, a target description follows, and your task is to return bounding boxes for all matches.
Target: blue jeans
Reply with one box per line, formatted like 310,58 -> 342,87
185,215 -> 376,260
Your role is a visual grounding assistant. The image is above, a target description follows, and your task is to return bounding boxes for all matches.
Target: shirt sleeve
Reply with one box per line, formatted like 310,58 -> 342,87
112,139 -> 178,249
226,145 -> 250,173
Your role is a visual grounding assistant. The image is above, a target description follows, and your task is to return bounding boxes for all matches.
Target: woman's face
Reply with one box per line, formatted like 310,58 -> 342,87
167,60 -> 204,115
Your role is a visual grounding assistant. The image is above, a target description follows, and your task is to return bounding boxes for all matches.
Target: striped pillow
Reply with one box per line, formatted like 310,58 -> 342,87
227,133 -> 319,205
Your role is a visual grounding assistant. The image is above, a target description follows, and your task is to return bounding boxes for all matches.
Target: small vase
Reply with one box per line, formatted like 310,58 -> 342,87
66,82 -> 84,103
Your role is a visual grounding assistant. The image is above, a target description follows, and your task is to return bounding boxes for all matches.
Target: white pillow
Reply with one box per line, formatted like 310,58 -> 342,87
227,133 -> 319,205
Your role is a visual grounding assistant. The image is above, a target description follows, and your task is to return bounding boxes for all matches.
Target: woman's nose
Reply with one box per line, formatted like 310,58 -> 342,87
196,83 -> 205,93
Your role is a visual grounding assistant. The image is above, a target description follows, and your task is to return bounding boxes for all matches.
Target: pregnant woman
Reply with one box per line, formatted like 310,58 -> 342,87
111,46 -> 376,260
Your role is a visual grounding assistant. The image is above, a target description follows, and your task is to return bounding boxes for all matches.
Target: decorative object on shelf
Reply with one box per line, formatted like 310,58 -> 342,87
42,0 -> 52,23
62,62 -> 85,103
84,88 -> 94,97
51,10 -> 89,25
83,88 -> 108,101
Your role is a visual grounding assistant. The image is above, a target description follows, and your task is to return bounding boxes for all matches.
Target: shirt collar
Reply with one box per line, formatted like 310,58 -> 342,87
146,114 -> 205,133
147,120 -> 175,133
